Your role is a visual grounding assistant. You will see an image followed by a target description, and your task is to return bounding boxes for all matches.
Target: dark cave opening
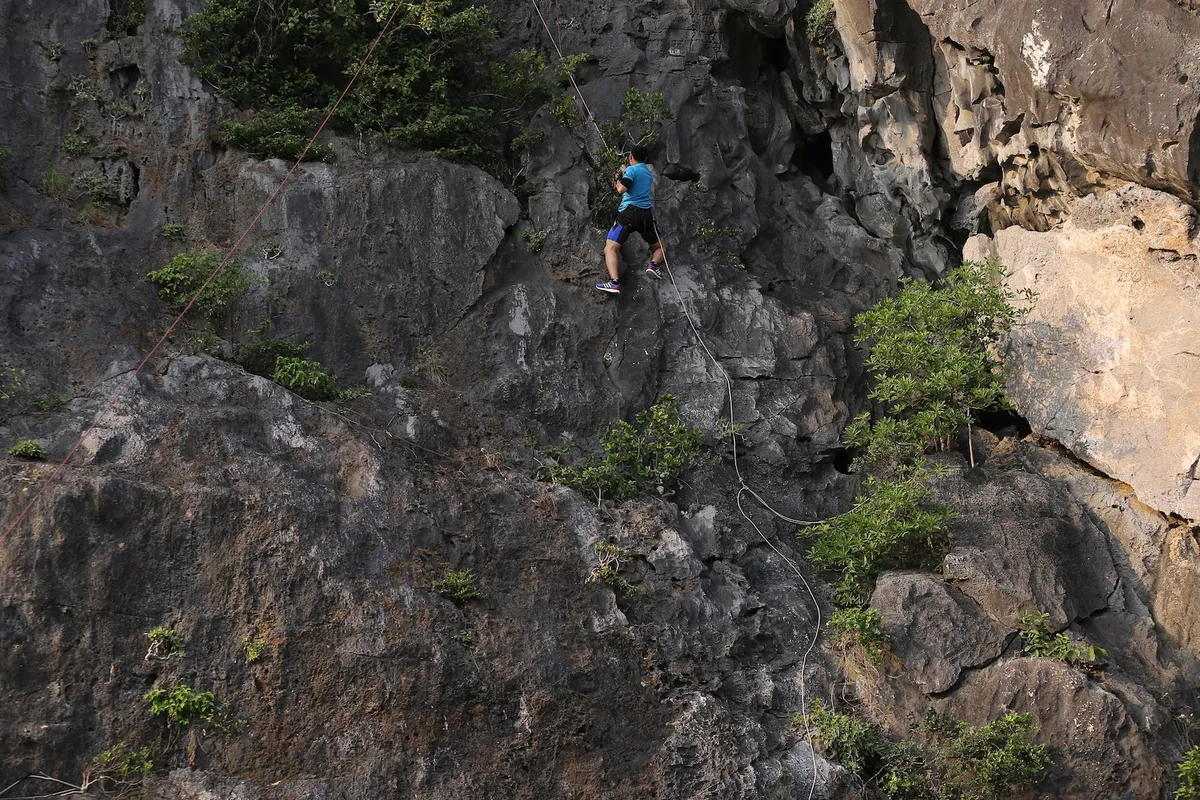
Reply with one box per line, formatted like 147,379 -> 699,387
973,407 -> 1033,439
821,446 -> 855,475
796,130 -> 834,182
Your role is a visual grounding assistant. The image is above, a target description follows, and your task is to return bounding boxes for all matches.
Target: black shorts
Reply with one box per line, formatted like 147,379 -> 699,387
607,206 -> 659,246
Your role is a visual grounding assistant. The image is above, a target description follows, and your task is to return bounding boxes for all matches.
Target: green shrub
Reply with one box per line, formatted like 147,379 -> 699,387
434,569 -> 483,604
160,222 -> 186,241
87,742 -> 153,789
243,635 -> 266,663
621,88 -> 674,146
40,40 -> 65,61
144,684 -> 219,728
828,607 -> 888,664
806,0 -> 836,43
181,1 -> 559,167
76,170 -> 121,204
699,220 -> 744,269
39,170 -> 73,201
144,625 -> 185,658
108,0 -> 146,34
522,228 -> 548,253
315,269 -> 336,286
146,250 -> 252,320
1018,612 -> 1108,666
68,75 -> 102,102
847,259 -> 1032,474
805,468 -> 952,608
33,390 -> 70,412
271,356 -> 345,402
8,440 -> 46,460
541,395 -> 707,503
1,365 -> 25,402
797,704 -> 1050,798
1177,746 -> 1200,799
63,132 -> 94,158
81,37 -> 100,52
235,338 -> 309,379
220,107 -> 335,162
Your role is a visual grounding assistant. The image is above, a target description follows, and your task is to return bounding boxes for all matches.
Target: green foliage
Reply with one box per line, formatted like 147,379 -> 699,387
160,222 -> 186,241
806,0 -> 836,43
807,699 -> 882,776
522,228 -> 548,253
271,356 -> 345,402
63,132 -> 95,158
9,440 -> 46,460
453,628 -> 476,647
434,569 -> 483,603
180,0 -> 560,167
40,170 -> 73,201
220,107 -> 335,162
1018,612 -> 1108,666
541,395 -> 707,503
87,742 -> 153,789
315,269 -> 336,286
33,390 -> 70,412
243,635 -> 266,663
621,88 -> 674,146
805,468 -> 951,607
699,220 -> 744,269
849,259 -> 1031,474
828,607 -> 887,664
40,40 -> 65,61
144,684 -> 219,728
76,170 -> 121,204
108,0 -> 146,34
1177,746 -> 1200,799
1,365 -> 25,402
69,75 -> 102,102
81,37 -> 100,52
234,338 -> 309,378
146,250 -> 252,320
145,625 -> 185,658
799,704 -> 1050,799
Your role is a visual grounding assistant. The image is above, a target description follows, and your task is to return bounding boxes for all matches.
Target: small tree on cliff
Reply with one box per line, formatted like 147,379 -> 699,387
845,258 -> 1033,471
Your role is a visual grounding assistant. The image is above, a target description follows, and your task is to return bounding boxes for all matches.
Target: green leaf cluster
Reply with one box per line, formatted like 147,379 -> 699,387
243,635 -> 267,663
801,703 -> 1051,799
541,395 -> 707,503
1017,612 -> 1108,666
108,0 -> 146,34
144,684 -> 221,728
234,338 -> 310,380
806,0 -> 836,43
8,440 -> 46,460
271,356 -> 346,402
1177,746 -> 1200,799
827,606 -> 888,664
433,569 -> 483,603
220,107 -> 335,162
146,250 -> 252,320
181,0 -> 561,167
88,742 -> 153,786
806,468 -> 951,607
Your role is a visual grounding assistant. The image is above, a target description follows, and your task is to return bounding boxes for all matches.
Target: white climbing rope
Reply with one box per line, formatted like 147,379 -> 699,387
526,0 -> 824,794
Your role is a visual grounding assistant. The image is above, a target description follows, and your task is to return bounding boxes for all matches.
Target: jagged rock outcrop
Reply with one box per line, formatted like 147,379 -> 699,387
967,184 -> 1200,522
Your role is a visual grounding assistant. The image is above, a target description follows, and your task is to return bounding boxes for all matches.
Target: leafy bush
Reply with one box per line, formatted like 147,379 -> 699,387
145,625 -> 185,659
76,170 -> 121,204
181,0 -> 559,166
541,395 -> 707,503
1177,746 -> 1200,799
621,88 -> 674,146
235,338 -> 309,379
63,132 -> 94,158
798,703 -> 1050,798
146,250 -> 251,320
805,468 -> 952,608
1018,612 -> 1108,666
806,0 -> 836,43
160,222 -> 186,241
434,569 -> 483,603
108,0 -> 146,34
33,390 -> 70,412
271,356 -> 345,402
220,107 -> 335,162
847,259 -> 1032,474
828,607 -> 888,664
40,170 -> 73,201
9,440 -> 46,460
144,684 -> 218,728
522,228 -> 548,253
86,742 -> 152,790
243,635 -> 266,663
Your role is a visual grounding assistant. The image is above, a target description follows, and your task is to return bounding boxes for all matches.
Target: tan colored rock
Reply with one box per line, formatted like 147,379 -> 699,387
967,183 -> 1200,522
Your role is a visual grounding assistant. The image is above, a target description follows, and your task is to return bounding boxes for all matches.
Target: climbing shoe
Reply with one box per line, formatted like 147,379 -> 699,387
595,280 -> 621,294
645,263 -> 662,280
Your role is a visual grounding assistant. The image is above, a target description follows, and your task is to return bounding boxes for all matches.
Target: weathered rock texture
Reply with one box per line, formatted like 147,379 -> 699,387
968,184 -> 1200,521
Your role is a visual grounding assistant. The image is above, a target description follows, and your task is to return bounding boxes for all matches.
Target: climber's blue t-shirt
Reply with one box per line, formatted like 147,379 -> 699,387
618,162 -> 654,211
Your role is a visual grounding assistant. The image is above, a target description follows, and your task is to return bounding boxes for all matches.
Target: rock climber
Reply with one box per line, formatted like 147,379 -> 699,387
595,144 -> 665,294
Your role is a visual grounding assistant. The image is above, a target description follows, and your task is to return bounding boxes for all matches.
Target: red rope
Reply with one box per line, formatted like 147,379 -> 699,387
0,2 -> 404,551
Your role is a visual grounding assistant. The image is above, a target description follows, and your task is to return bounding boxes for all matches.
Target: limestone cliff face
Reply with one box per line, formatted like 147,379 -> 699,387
1,0 -> 1199,797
